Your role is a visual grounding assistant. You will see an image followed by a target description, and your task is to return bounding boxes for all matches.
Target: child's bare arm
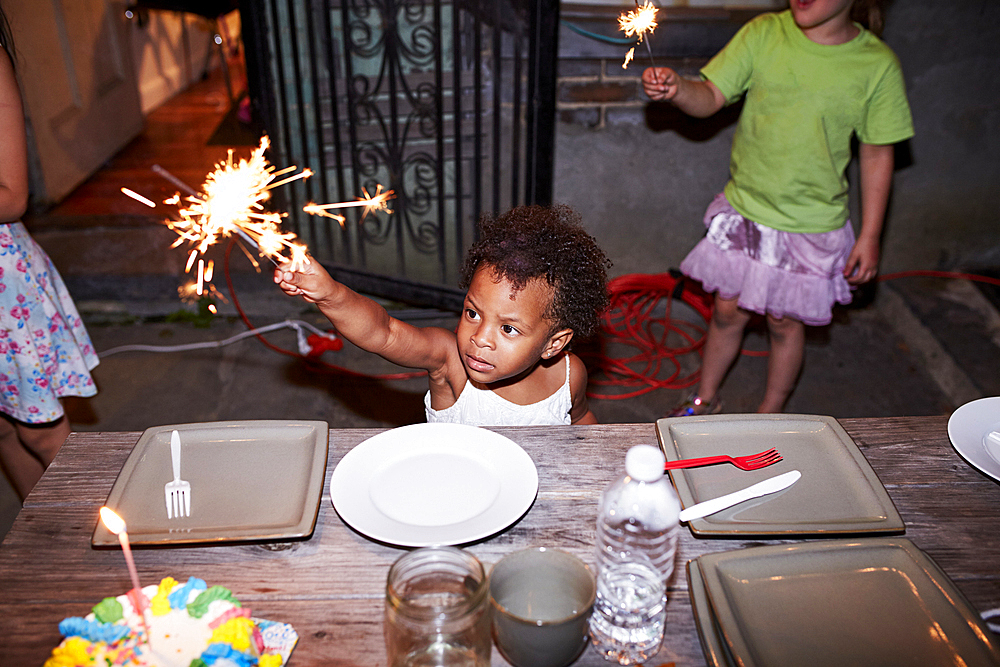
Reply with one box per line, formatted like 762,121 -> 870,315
568,354 -> 598,425
844,142 -> 894,285
0,50 -> 29,223
642,67 -> 726,118
275,260 -> 454,372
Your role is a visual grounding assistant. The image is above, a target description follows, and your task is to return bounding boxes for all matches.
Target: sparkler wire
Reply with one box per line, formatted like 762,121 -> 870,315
152,164 -> 198,196
642,31 -> 657,69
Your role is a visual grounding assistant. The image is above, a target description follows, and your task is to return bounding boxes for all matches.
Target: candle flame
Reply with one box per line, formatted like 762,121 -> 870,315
100,506 -> 126,535
619,1 -> 658,43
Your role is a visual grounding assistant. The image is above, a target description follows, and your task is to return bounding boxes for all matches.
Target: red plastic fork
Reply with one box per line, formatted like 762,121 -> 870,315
664,448 -> 782,472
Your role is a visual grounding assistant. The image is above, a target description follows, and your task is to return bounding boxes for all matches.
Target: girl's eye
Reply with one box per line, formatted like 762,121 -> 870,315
465,308 -> 479,320
500,324 -> 519,335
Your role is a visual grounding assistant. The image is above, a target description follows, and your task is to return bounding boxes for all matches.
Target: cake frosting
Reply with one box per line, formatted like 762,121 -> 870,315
45,576 -> 297,667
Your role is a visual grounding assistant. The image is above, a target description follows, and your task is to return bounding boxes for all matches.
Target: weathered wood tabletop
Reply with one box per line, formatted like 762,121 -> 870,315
1,417 -> 998,666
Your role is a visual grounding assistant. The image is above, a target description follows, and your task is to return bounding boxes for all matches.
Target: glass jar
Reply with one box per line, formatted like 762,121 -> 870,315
385,546 -> 492,667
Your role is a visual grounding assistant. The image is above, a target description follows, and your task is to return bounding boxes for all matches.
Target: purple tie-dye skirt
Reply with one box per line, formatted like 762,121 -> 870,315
679,193 -> 855,326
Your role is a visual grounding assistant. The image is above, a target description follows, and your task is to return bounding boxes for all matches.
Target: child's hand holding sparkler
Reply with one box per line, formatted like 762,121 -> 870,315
641,67 -> 727,118
275,258 -> 403,349
274,258 -> 336,306
274,257 -> 447,372
641,67 -> 679,100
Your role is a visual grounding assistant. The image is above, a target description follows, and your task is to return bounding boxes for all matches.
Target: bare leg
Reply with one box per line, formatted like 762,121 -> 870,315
16,415 -> 70,468
0,414 -> 69,501
696,295 -> 752,404
759,314 -> 805,413
0,415 -> 42,500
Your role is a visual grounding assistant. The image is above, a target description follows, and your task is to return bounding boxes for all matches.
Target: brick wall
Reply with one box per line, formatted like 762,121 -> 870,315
557,56 -> 706,128
555,6 -> 755,127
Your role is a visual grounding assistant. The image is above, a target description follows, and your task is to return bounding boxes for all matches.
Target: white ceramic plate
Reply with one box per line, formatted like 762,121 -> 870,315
656,414 -> 904,536
93,421 -> 329,547
329,423 -> 538,546
697,538 -> 1000,667
948,396 -> 1000,482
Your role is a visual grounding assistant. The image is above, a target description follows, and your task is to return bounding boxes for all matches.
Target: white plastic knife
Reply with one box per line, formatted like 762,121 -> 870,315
678,470 -> 801,522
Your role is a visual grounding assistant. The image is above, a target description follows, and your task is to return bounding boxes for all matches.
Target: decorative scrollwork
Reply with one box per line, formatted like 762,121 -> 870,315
345,0 -> 446,259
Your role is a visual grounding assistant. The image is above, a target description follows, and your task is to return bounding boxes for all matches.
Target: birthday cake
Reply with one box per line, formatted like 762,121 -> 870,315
45,576 -> 297,667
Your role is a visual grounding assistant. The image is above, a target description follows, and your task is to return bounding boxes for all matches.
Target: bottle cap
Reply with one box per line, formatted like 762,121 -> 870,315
625,445 -> 665,482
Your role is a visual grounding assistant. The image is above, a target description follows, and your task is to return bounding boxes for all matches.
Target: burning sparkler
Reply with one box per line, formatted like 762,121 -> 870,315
121,136 -> 394,301
303,184 -> 395,226
618,0 -> 659,69
165,136 -> 312,287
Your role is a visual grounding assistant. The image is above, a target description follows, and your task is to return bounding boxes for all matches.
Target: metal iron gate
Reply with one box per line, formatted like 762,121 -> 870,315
241,0 -> 559,309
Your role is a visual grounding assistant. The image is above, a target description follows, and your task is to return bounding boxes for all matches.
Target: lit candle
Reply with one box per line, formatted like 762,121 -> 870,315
100,507 -> 150,642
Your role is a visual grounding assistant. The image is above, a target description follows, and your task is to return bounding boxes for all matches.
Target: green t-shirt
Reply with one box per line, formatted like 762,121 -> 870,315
701,10 -> 914,233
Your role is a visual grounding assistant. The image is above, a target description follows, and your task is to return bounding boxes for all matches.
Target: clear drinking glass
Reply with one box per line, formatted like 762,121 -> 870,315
385,546 -> 492,667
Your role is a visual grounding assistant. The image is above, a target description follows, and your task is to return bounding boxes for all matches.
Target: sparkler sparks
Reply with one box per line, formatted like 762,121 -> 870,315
122,135 -> 394,304
121,188 -> 156,208
303,185 -> 396,227
165,136 -> 311,286
618,1 -> 658,41
178,279 -> 226,307
618,0 -> 659,69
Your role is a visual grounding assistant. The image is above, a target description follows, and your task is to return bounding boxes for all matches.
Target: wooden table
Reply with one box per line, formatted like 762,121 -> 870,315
1,418 -> 998,666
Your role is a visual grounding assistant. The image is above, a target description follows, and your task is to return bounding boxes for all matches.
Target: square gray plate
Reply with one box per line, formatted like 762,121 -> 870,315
656,414 -> 904,536
695,538 -> 1000,667
92,420 -> 329,547
686,559 -> 734,667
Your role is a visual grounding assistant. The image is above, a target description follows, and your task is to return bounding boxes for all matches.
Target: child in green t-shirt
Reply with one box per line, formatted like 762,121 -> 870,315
643,0 -> 913,415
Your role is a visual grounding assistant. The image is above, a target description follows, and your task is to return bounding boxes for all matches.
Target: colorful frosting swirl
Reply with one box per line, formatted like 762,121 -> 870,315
44,577 -> 295,667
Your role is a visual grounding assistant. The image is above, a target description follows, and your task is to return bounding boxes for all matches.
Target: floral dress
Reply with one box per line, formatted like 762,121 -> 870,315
0,222 -> 98,424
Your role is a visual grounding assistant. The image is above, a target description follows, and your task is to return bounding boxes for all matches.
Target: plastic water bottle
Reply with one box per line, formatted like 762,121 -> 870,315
589,445 -> 681,665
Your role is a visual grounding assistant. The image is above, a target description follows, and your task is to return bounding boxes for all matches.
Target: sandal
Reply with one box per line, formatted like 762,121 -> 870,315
667,393 -> 723,418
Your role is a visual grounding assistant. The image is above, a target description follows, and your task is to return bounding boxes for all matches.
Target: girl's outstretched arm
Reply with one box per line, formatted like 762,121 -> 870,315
641,67 -> 726,118
274,260 -> 455,373
845,142 -> 894,285
0,49 -> 29,223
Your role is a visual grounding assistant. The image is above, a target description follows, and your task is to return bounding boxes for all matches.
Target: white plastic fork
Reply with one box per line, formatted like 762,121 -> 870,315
164,430 -> 191,518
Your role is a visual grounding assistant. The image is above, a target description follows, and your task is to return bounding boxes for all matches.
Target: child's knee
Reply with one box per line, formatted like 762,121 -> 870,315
712,297 -> 750,328
766,314 -> 804,339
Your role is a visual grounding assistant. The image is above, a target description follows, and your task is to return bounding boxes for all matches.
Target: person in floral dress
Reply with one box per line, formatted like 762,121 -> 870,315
0,7 -> 98,500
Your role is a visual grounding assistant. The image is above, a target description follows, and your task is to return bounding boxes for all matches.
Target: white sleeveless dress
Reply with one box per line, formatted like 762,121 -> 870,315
424,355 -> 572,426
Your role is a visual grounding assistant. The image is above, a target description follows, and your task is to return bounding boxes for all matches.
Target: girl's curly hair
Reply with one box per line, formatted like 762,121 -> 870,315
460,205 -> 611,339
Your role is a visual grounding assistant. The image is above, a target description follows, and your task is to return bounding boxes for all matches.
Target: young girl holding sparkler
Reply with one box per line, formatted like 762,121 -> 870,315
276,205 -> 610,425
642,0 -> 913,414
0,6 -> 99,499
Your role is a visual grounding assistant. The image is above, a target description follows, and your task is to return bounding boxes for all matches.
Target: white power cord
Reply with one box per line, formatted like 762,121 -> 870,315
98,320 -> 338,358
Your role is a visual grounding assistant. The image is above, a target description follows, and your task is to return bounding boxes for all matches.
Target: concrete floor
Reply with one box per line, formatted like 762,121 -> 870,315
3,269 -> 997,541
